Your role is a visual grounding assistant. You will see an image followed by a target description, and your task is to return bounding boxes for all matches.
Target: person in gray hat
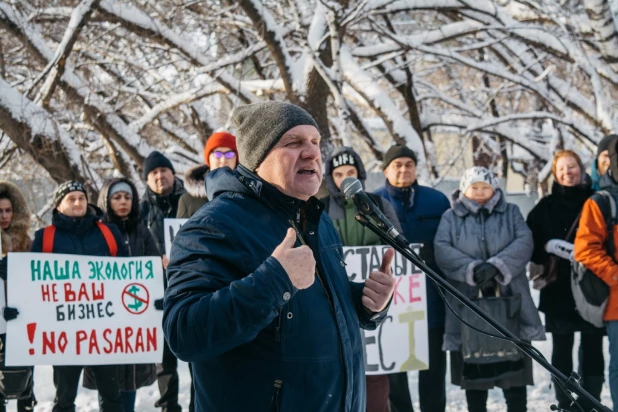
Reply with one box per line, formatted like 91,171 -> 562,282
163,101 -> 396,412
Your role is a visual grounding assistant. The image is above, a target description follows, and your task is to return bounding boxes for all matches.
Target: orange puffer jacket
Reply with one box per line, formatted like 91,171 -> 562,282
574,191 -> 618,321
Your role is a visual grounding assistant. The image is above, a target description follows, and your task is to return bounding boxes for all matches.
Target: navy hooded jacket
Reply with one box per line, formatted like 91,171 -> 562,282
374,180 -> 449,328
163,166 -> 388,412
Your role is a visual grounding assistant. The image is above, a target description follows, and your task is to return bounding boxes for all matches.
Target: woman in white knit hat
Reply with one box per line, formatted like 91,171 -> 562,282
434,166 -> 545,412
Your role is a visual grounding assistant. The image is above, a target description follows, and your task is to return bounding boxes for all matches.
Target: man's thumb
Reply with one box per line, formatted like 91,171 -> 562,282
379,248 -> 395,274
280,228 -> 297,249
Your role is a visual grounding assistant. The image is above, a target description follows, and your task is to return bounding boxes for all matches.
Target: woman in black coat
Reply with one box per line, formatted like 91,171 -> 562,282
526,150 -> 604,409
83,178 -> 159,412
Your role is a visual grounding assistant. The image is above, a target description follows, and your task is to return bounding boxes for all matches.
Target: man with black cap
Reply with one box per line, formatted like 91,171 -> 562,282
163,101 -> 396,412
374,145 -> 450,412
138,151 -> 185,412
592,134 -> 618,190
27,181 -> 127,411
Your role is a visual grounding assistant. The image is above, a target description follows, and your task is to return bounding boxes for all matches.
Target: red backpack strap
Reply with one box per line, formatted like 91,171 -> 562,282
96,222 -> 119,257
42,225 -> 56,253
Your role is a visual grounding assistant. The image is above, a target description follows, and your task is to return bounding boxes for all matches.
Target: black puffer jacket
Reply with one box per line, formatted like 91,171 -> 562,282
139,178 -> 185,256
527,180 -> 594,326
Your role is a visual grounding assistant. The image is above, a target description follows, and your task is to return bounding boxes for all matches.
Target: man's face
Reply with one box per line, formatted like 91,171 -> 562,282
256,125 -> 322,201
0,198 -> 13,230
147,167 -> 174,195
332,165 -> 358,190
598,150 -> 611,176
384,157 -> 416,188
56,191 -> 88,217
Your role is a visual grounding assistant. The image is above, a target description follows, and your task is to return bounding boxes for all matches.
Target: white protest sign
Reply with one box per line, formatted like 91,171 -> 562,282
0,281 -> 6,334
5,252 -> 164,366
345,245 -> 429,375
164,218 -> 188,258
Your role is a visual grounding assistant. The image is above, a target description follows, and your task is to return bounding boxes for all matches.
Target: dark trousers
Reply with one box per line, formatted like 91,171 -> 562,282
188,362 -> 195,412
552,332 -> 604,407
366,375 -> 390,412
388,327 -> 447,412
0,396 -> 36,412
466,386 -> 527,412
122,391 -> 136,412
52,365 -> 123,412
155,341 -> 182,412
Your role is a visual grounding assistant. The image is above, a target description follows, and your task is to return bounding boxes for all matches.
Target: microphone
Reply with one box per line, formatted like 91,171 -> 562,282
340,177 -> 409,247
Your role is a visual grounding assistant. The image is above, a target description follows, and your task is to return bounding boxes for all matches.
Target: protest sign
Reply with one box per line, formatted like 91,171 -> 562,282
164,218 -> 188,258
344,245 -> 429,375
5,252 -> 164,366
0,281 -> 6,334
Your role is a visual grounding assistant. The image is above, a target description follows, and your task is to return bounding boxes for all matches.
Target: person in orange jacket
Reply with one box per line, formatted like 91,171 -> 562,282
574,140 -> 618,411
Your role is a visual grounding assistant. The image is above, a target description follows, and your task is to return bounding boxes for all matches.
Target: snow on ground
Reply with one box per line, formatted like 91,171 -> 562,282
3,290 -> 613,411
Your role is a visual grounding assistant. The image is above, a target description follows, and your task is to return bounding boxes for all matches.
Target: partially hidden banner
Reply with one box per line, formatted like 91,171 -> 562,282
164,218 -> 188,258
6,252 -> 164,366
344,245 -> 429,375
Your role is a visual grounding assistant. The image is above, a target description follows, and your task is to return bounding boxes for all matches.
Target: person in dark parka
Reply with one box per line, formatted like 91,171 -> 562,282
527,150 -> 604,409
83,178 -> 159,412
163,102 -> 396,412
177,131 -> 238,219
322,146 -> 403,412
374,145 -> 450,412
28,181 -> 127,412
138,151 -> 185,412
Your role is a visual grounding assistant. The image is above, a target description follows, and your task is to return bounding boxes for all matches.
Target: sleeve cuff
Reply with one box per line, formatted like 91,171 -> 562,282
487,257 -> 513,286
256,256 -> 298,307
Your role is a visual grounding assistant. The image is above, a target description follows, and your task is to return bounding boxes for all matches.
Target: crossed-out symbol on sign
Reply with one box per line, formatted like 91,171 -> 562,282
122,283 -> 150,314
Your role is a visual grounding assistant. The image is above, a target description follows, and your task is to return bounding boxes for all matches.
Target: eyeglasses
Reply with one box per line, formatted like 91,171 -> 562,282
213,151 -> 237,159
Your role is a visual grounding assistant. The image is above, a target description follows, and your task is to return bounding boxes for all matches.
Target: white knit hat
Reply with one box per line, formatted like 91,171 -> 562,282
459,167 -> 499,193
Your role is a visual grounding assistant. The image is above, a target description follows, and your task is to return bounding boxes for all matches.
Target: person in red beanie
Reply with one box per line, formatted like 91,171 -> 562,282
177,131 -> 238,219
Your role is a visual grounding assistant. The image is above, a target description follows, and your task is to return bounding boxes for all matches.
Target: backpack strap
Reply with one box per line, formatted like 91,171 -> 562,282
42,225 -> 56,253
96,222 -> 118,257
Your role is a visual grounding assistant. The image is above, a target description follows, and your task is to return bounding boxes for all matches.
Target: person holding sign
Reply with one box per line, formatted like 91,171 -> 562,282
374,145 -> 450,412
321,146 -> 402,412
177,131 -> 238,219
138,150 -> 186,412
25,181 -> 127,412
164,102 -> 396,412
81,178 -> 159,412
0,181 -> 36,412
434,167 -> 544,412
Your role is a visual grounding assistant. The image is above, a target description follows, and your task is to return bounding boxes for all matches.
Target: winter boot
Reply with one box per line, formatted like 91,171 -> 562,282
553,377 -> 573,411
582,375 -> 604,401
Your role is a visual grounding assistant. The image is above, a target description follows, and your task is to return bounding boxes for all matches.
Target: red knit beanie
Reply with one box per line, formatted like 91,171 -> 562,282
203,132 -> 238,166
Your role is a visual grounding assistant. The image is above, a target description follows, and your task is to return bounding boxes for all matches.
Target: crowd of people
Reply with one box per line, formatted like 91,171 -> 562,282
1,101 -> 618,412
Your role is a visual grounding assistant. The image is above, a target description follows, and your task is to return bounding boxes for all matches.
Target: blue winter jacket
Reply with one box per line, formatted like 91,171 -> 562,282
374,180 -> 450,328
163,166 -> 388,412
32,208 -> 126,257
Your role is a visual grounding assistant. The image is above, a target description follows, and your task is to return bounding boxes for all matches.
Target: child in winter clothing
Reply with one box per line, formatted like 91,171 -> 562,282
434,167 -> 545,412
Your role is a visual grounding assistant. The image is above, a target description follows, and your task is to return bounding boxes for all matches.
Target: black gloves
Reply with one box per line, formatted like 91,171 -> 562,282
154,299 -> 164,311
473,262 -> 500,288
3,307 -> 18,321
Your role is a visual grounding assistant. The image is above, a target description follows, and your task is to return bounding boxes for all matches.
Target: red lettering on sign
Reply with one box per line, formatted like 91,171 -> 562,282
76,330 -> 88,355
103,329 -> 113,354
408,274 -> 421,303
41,284 -> 58,302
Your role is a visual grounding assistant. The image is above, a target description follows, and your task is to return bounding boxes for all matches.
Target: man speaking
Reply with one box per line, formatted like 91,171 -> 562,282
163,101 -> 395,411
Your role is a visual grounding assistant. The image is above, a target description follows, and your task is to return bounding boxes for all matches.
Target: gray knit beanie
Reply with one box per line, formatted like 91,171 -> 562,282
232,102 -> 319,170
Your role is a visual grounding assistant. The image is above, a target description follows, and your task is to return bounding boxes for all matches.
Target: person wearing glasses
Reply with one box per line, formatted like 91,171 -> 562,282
177,132 -> 238,219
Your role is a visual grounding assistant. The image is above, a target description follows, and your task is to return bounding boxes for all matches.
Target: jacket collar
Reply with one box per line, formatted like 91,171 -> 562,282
143,178 -> 184,205
384,179 -> 416,200
52,208 -> 99,236
451,189 -> 506,217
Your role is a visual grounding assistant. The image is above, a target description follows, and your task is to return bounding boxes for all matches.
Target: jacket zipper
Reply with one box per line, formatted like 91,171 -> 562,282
289,219 -> 348,406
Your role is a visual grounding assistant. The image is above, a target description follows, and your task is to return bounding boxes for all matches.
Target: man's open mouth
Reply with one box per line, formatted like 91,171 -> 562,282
297,168 -> 316,175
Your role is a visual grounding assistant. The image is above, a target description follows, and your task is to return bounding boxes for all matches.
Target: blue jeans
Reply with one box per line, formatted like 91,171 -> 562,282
607,321 -> 618,411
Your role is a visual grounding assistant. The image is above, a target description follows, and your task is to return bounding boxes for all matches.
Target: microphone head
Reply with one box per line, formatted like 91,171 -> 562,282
340,177 -> 363,199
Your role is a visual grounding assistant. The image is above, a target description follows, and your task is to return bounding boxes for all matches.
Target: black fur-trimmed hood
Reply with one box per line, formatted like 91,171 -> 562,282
184,164 -> 209,199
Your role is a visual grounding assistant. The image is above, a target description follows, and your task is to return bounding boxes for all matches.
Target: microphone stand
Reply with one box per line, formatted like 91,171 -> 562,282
354,213 -> 610,412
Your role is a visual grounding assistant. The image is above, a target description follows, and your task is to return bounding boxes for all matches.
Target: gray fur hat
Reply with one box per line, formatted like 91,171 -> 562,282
231,102 -> 319,170
459,167 -> 499,193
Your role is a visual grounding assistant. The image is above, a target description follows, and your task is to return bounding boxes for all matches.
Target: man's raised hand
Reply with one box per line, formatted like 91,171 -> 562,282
362,248 -> 396,313
272,228 -> 315,290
